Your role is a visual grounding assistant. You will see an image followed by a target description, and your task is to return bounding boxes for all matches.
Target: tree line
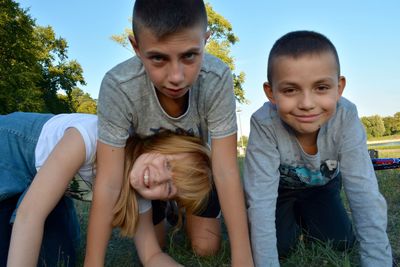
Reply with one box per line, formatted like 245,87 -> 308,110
1,0 -> 247,117
0,0 -> 97,114
361,113 -> 400,138
7,0 -> 396,141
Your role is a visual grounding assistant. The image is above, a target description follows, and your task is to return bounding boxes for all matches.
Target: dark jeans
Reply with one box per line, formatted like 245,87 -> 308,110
276,176 -> 355,257
0,195 -> 80,267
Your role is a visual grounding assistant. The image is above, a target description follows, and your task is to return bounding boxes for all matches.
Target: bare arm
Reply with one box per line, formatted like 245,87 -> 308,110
7,128 -> 86,267
84,141 -> 125,266
134,210 -> 183,267
211,134 -> 254,267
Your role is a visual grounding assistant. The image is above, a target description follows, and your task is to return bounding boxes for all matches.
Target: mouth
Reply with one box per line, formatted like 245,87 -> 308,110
143,174 -> 149,187
164,87 -> 187,96
293,113 -> 321,123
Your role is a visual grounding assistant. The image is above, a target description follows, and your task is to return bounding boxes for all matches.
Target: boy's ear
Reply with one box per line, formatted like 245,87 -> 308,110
263,82 -> 276,104
129,35 -> 140,56
337,76 -> 346,99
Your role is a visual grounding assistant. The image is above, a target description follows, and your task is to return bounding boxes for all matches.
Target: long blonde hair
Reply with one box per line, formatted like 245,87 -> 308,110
112,131 -> 212,237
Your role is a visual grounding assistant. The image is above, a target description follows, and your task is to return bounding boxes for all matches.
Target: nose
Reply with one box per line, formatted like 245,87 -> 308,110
150,156 -> 172,185
298,91 -> 315,110
168,61 -> 184,86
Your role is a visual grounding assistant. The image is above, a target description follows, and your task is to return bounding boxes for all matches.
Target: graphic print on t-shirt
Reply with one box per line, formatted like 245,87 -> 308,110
279,159 -> 340,188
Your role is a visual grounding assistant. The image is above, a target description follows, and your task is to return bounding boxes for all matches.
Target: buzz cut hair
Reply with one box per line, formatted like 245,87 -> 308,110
132,0 -> 208,41
267,30 -> 341,83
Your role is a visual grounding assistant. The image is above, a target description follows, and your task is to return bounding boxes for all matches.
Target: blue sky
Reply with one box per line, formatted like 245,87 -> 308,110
18,0 -> 400,136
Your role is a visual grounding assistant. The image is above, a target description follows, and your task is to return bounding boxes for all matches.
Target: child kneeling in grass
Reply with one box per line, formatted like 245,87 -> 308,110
244,30 -> 392,267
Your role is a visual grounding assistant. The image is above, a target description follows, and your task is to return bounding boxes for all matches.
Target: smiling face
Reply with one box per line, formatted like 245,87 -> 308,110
130,26 -> 209,115
264,52 -> 345,144
129,153 -> 199,200
129,152 -> 184,200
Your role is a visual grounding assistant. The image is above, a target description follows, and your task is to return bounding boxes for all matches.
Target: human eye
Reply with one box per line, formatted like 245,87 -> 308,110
154,180 -> 173,200
281,87 -> 297,96
182,52 -> 197,62
166,180 -> 178,199
315,84 -> 330,93
166,180 -> 173,198
149,54 -> 166,65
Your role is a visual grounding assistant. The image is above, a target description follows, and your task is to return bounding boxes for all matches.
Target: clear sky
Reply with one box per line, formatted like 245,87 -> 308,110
18,0 -> 400,137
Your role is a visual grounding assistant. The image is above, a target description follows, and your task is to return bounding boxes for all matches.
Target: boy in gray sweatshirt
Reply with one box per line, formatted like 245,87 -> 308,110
244,30 -> 392,267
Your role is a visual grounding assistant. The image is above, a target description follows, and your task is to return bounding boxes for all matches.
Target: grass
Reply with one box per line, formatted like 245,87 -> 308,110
74,153 -> 400,267
367,134 -> 400,158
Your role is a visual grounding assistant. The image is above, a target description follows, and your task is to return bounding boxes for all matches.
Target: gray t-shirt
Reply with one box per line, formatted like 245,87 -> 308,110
244,97 -> 392,267
97,53 -> 237,147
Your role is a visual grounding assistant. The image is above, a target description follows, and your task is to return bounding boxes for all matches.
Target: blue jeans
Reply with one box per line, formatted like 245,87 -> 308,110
276,176 -> 355,257
0,112 -> 80,267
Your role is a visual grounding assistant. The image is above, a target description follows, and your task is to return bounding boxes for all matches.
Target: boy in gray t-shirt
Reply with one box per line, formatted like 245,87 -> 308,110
85,1 -> 253,266
244,31 -> 392,267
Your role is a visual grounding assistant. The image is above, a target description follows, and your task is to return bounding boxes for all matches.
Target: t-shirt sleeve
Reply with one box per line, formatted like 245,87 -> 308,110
338,105 -> 392,266
73,115 -> 98,164
137,195 -> 151,214
243,114 -> 281,266
205,67 -> 237,139
97,73 -> 131,147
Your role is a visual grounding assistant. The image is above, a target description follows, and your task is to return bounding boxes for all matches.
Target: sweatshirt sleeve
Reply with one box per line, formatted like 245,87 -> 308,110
339,107 -> 392,267
244,114 -> 281,267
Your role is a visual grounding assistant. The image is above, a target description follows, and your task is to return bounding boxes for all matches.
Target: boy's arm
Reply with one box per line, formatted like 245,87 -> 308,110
84,141 -> 125,266
339,109 -> 392,267
7,128 -> 86,267
243,115 -> 281,266
211,134 -> 254,267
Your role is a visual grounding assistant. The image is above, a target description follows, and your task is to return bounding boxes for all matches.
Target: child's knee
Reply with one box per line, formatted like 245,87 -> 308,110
186,215 -> 221,256
190,235 -> 221,256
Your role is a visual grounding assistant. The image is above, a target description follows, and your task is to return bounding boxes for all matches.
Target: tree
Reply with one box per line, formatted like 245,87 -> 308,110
383,116 -> 396,136
70,88 -> 97,114
34,26 -> 86,113
382,112 -> 400,136
394,112 -> 400,134
110,3 -> 247,103
76,100 -> 97,114
0,0 -> 44,113
0,0 -> 86,114
204,4 -> 246,103
361,115 -> 385,138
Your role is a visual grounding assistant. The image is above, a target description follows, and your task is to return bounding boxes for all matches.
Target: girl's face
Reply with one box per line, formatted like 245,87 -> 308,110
129,152 -> 185,200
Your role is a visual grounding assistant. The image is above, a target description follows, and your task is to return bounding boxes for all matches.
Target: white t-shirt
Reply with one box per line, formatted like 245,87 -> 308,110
35,113 -> 151,213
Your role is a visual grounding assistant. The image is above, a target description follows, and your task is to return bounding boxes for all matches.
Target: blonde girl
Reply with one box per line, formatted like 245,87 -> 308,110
1,112 -> 211,267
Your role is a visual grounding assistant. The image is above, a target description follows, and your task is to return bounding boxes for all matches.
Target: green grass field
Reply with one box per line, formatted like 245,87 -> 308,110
74,148 -> 399,267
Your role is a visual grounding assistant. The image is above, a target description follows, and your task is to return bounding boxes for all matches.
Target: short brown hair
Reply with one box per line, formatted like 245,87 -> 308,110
268,30 -> 341,84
